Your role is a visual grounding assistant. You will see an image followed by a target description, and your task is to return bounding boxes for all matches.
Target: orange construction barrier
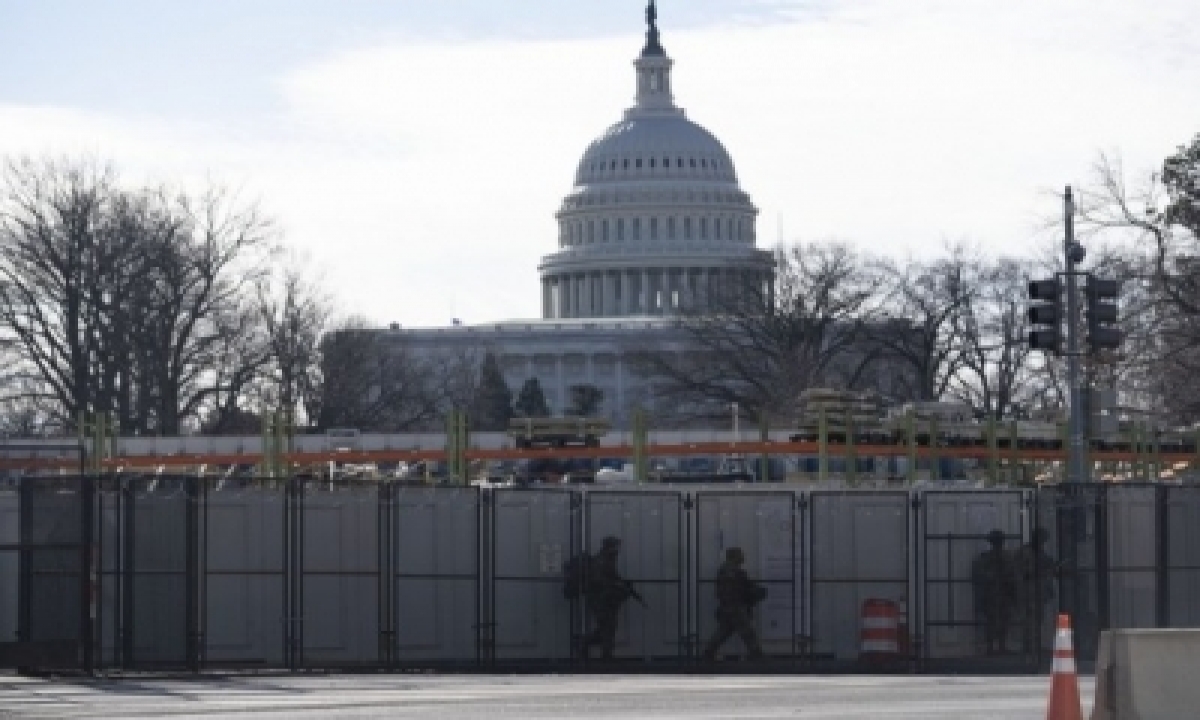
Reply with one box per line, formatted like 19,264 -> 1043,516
1046,613 -> 1083,720
859,599 -> 900,660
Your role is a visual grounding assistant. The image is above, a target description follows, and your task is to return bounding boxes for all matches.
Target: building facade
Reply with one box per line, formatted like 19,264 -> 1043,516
391,5 -> 769,425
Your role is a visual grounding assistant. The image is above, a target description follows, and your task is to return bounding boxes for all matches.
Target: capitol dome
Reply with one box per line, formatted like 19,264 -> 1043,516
539,2 -> 773,320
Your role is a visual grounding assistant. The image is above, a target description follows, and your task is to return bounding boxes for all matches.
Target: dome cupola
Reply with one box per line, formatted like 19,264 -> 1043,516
539,2 -> 773,320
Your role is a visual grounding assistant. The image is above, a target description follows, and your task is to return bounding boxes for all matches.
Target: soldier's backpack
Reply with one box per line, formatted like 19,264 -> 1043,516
562,552 -> 592,600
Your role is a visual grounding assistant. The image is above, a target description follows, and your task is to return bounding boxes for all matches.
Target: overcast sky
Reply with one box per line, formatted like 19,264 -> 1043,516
2,0 -> 1198,327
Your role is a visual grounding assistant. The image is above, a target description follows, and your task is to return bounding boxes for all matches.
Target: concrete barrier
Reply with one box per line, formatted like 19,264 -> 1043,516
1091,629 -> 1200,720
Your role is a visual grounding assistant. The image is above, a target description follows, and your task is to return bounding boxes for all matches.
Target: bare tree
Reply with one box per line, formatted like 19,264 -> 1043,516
0,156 -> 277,434
949,257 -> 1038,419
314,318 -> 445,431
631,241 -> 883,424
255,260 -> 330,428
871,244 -> 978,401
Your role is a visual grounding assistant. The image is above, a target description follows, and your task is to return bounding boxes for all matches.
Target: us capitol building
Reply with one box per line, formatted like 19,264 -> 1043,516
389,4 -> 774,425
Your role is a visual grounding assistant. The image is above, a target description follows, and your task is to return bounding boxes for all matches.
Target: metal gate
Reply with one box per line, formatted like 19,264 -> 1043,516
391,485 -> 481,668
293,480 -> 382,668
918,489 -> 1032,671
809,491 -> 909,668
694,489 -> 802,663
488,488 -> 578,666
583,488 -> 686,662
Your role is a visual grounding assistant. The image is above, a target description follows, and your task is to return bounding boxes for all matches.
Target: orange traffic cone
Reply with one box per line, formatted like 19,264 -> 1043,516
1046,614 -> 1083,720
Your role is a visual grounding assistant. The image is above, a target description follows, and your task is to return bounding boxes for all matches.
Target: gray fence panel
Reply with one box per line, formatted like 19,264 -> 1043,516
695,490 -> 800,659
491,489 -> 576,662
24,481 -> 84,647
0,490 -> 16,644
1165,487 -> 1200,627
393,487 -> 480,665
129,483 -> 190,667
96,486 -> 122,668
300,485 -> 380,667
920,490 -> 1026,662
203,486 -> 285,667
1105,486 -> 1158,630
584,489 -> 685,661
811,492 -> 908,663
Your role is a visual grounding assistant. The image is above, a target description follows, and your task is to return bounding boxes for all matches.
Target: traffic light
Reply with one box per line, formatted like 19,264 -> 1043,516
1027,278 -> 1062,353
1085,276 -> 1121,352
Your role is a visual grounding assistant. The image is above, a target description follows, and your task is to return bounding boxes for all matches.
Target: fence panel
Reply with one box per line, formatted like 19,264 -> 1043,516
583,488 -> 685,662
1105,485 -> 1159,630
392,486 -> 481,667
0,489 -> 17,647
124,477 -> 192,668
1164,486 -> 1200,627
490,488 -> 577,665
298,482 -> 381,667
810,491 -> 909,666
695,490 -> 801,661
1039,485 -> 1105,661
20,477 -> 90,670
95,481 -> 122,669
919,490 -> 1029,669
202,480 -> 286,668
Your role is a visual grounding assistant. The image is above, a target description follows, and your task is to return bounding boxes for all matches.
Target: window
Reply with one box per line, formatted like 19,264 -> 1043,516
611,160 -> 616,172
636,158 -> 643,169
700,218 -> 708,240
667,217 -> 675,239
602,219 -> 609,242
633,218 -> 641,241
677,157 -> 683,168
727,219 -> 734,241
623,159 -> 629,169
689,158 -> 696,168
684,217 -> 692,239
650,217 -> 658,240
587,221 -> 594,243
617,219 -> 625,241
715,218 -> 721,240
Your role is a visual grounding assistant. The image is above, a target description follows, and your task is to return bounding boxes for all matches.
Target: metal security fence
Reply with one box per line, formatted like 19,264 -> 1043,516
3,477 -> 1199,675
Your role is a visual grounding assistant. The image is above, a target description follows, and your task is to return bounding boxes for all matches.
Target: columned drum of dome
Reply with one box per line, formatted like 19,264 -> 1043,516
539,3 -> 773,320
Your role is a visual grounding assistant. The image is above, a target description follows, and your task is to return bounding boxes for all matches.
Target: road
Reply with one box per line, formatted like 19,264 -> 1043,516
0,673 -> 1094,719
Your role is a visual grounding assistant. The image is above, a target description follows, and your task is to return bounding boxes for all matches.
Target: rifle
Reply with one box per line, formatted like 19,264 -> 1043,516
622,580 -> 648,608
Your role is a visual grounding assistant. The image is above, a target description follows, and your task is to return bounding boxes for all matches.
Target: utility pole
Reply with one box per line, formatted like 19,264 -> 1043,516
1064,187 -> 1087,484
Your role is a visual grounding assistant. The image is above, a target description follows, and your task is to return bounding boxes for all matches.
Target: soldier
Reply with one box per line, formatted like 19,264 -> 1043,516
702,546 -> 766,661
971,529 -> 1016,655
1012,528 -> 1060,654
579,536 -> 636,660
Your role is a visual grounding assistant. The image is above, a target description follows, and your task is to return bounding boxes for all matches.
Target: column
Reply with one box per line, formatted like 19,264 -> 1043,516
625,270 -> 636,316
642,269 -> 651,315
542,279 -> 552,319
557,276 -> 569,319
602,272 -> 614,317
581,273 -> 592,317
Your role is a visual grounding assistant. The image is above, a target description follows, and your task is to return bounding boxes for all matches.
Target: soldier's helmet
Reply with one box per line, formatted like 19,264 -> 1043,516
601,536 -> 621,553
986,529 -> 1006,547
725,546 -> 745,564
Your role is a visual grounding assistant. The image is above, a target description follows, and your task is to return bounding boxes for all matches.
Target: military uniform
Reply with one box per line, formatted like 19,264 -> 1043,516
581,537 -> 630,659
971,530 -> 1016,654
1012,529 -> 1058,654
702,547 -> 765,661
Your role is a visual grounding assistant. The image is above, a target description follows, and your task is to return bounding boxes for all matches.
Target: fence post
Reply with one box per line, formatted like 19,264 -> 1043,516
845,408 -> 857,487
818,407 -> 828,485
81,473 -> 96,674
186,477 -> 201,672
906,412 -> 916,485
986,417 -> 999,486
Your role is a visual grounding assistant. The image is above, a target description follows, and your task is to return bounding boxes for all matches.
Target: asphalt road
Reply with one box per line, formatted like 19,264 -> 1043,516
0,673 -> 1095,719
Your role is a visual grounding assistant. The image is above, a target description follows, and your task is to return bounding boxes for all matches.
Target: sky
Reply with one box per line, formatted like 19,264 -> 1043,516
2,0 -> 1198,328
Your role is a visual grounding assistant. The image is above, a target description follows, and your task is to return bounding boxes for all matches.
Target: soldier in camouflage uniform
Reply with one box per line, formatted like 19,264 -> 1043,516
702,547 -> 765,661
971,529 -> 1016,655
1012,528 -> 1059,654
580,536 -> 631,660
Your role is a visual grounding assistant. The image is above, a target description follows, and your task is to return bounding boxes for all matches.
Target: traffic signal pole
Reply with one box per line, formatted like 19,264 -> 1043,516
1064,187 -> 1087,485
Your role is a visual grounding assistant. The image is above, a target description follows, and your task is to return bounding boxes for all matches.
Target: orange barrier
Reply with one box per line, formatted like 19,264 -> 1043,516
859,599 -> 900,660
1046,613 -> 1083,720
1,440 -> 1195,472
